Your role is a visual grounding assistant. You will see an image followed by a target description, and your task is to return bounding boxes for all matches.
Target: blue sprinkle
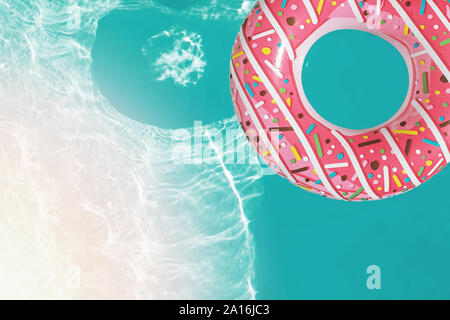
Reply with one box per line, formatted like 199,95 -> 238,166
315,179 -> 322,185
277,42 -> 282,47
405,177 -> 411,183
414,43 -> 419,48
422,138 -> 440,147
329,172 -> 337,178
439,116 -> 445,121
256,9 -> 261,14
281,0 -> 288,8
306,123 -> 316,135
253,82 -> 258,87
359,1 -> 364,8
279,134 -> 283,139
284,79 -> 289,84
368,173 -> 373,179
420,0 -> 426,15
244,83 -> 255,97
337,153 -> 344,160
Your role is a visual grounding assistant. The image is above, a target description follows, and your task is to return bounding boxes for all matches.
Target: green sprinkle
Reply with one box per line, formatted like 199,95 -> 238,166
280,88 -> 286,94
443,102 -> 448,107
349,187 -> 364,200
440,38 -> 450,46
415,121 -> 421,126
313,133 -> 323,158
273,118 -> 279,123
422,72 -> 428,94
418,166 -> 424,176
432,35 -> 438,41
349,138 -> 354,143
380,148 -> 385,154
290,159 -> 295,164
278,11 -> 283,16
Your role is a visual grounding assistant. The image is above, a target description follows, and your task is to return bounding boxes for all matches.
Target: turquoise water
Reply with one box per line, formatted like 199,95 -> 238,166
91,1 -> 450,299
302,29 -> 409,130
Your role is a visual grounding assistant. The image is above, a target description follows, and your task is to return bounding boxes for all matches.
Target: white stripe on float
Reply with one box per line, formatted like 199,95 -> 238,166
428,157 -> 444,176
324,162 -> 350,169
302,0 -> 319,24
331,130 -> 379,200
383,165 -> 389,192
412,99 -> 450,162
230,62 -> 297,184
411,49 -> 427,58
427,0 -> 450,31
264,59 -> 283,78
380,128 -> 421,186
252,29 -> 275,40
238,28 -> 343,200
389,0 -> 450,80
259,0 -> 295,60
347,0 -> 364,23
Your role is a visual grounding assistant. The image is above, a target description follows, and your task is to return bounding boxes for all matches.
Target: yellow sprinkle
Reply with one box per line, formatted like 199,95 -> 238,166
377,187 -> 382,191
287,97 -> 291,107
435,90 -> 441,95
232,51 -> 244,59
317,0 -> 324,15
306,19 -> 311,24
271,99 -> 276,104
425,99 -> 430,103
404,24 -> 409,35
313,169 -> 317,175
419,127 -> 425,132
426,160 -> 433,166
393,174 -> 402,187
393,130 -> 418,135
363,135 -> 368,139
262,47 -> 272,55
420,25 -> 425,30
252,75 -> 262,82
262,150 -> 270,157
235,63 -> 239,67
420,60 -> 425,65
331,1 -> 337,5
300,185 -> 312,191
402,170 -> 406,175
291,146 -> 301,161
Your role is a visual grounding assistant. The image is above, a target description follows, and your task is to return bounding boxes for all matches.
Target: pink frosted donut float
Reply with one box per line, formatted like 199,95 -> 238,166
230,0 -> 450,201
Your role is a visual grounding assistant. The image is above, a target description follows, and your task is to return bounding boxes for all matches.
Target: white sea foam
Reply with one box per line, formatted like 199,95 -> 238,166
0,0 -> 262,299
143,27 -> 207,87
118,0 -> 257,20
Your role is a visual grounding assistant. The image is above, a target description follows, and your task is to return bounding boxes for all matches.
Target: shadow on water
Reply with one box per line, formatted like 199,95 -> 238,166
92,7 -> 240,129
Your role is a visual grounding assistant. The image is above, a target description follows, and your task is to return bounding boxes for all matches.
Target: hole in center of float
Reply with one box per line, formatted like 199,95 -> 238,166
301,29 -> 409,130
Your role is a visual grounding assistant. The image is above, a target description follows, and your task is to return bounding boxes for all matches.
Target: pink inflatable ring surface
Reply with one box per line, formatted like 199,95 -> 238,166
230,0 -> 450,201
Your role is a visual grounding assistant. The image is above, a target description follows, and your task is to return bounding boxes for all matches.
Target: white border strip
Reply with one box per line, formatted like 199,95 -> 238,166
380,128 -> 421,186
302,0 -> 319,24
331,130 -> 379,200
347,0 -> 364,23
389,0 -> 450,80
259,0 -> 295,60
412,99 -> 450,162
238,28 -> 343,200
427,0 -> 450,31
230,62 -> 297,184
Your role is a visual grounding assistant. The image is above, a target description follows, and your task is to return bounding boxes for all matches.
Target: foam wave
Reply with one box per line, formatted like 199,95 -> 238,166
0,0 -> 262,299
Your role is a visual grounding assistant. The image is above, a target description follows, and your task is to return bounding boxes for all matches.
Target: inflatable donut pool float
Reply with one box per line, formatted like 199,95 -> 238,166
230,0 -> 449,201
